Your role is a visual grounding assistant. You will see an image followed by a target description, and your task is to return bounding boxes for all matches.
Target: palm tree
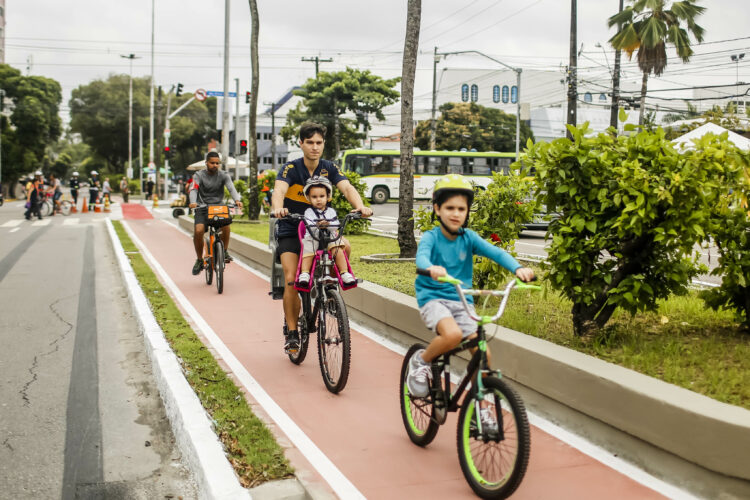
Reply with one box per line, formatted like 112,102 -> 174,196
398,0 -> 421,258
247,0 -> 260,219
608,0 -> 705,125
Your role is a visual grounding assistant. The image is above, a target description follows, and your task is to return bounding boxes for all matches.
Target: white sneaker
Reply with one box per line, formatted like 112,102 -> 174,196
479,407 -> 499,434
340,271 -> 356,285
406,350 -> 431,397
296,272 -> 311,287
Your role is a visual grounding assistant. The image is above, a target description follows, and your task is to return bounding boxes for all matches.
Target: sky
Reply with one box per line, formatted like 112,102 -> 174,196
6,0 -> 749,131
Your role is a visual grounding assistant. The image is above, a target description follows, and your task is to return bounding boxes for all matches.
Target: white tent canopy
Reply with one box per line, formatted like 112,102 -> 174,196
672,122 -> 750,150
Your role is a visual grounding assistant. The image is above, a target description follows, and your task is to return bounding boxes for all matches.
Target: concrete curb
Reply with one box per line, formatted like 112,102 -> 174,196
106,219 -> 252,500
177,215 -> 750,485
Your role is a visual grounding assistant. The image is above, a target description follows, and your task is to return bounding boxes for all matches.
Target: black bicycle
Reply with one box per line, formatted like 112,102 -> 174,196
400,270 -> 540,498
273,212 -> 364,393
198,202 -> 235,294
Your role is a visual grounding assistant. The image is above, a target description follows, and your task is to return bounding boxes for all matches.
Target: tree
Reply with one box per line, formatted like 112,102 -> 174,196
526,116 -> 738,337
414,102 -> 534,152
246,0 -> 261,219
0,64 -> 62,194
398,0 -> 421,258
608,0 -> 706,125
280,68 -> 400,159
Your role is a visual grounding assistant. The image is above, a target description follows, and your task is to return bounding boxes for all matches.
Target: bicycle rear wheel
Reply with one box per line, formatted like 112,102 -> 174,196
456,376 -> 530,499
316,288 -> 350,393
204,238 -> 213,285
59,200 -> 72,216
214,240 -> 225,294
399,343 -> 440,446
40,200 -> 52,217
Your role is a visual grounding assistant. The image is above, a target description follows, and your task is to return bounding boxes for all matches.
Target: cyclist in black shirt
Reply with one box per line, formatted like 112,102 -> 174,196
270,122 -> 372,352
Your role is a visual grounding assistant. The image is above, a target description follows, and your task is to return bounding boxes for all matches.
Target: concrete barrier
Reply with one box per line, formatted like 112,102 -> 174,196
178,215 -> 750,491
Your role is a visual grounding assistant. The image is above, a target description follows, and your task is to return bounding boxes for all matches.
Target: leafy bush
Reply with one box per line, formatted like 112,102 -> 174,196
526,120 -> 740,336
330,170 -> 371,234
230,179 -> 249,218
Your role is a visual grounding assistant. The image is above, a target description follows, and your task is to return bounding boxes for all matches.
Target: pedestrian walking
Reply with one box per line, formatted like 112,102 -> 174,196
48,173 -> 62,214
89,170 -> 100,211
69,171 -> 80,206
120,176 -> 130,203
146,173 -> 155,200
24,172 -> 43,220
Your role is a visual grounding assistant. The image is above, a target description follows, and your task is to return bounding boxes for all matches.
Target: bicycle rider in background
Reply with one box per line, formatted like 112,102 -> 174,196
408,174 -> 535,406
188,151 -> 244,275
270,121 -> 373,353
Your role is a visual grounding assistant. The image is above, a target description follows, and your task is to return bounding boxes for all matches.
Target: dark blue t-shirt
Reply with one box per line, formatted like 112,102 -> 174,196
276,157 -> 347,238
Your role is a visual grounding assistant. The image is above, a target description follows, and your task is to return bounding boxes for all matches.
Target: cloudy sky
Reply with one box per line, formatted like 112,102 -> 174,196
6,0 -> 748,129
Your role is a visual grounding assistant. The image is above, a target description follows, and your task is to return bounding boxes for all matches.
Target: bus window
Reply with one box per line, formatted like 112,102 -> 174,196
471,157 -> 490,175
489,157 -> 511,175
448,156 -> 462,175
419,156 -> 445,175
348,156 -> 371,175
371,155 -> 393,174
391,156 -> 401,174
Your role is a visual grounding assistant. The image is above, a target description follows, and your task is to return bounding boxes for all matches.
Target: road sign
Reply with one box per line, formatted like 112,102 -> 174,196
163,128 -> 171,138
194,88 -> 207,101
206,90 -> 237,98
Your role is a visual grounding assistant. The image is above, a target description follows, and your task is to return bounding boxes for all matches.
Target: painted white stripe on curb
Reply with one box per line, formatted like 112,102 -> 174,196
106,220 -> 251,500
123,220 -> 366,500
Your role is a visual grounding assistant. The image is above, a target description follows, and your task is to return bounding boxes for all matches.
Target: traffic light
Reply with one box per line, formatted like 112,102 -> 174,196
239,139 -> 248,155
163,145 -> 174,160
245,91 -> 251,104
176,83 -> 184,97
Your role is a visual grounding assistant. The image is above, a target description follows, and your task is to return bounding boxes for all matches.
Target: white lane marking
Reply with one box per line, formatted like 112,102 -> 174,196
123,221 -> 366,500
63,218 -> 80,226
1,219 -> 23,228
31,219 -> 51,226
10,227 -> 20,233
166,220 -> 699,499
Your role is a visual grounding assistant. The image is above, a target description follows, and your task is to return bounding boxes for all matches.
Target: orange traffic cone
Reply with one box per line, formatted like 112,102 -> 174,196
152,192 -> 159,208
71,202 -> 78,213
81,200 -> 88,213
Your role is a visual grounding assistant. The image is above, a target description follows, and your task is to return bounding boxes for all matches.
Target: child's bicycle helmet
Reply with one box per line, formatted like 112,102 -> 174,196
303,175 -> 333,200
431,174 -> 475,234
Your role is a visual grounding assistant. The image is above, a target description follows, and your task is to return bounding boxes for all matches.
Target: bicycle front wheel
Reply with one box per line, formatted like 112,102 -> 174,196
399,343 -> 440,446
316,288 -> 350,393
59,200 -> 72,216
40,200 -> 52,217
214,240 -> 224,294
457,376 -> 530,499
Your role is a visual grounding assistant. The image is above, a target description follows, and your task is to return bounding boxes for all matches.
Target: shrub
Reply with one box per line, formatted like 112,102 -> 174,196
525,120 -> 740,336
330,170 -> 371,234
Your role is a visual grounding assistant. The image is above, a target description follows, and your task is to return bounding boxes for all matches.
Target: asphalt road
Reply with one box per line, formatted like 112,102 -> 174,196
0,201 -> 197,499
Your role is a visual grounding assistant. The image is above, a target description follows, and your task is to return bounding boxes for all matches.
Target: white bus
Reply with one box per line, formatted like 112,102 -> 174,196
337,149 -> 518,204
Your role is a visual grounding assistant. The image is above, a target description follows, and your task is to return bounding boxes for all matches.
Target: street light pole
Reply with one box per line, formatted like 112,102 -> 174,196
234,77 -> 240,180
433,50 -> 523,161
121,54 -> 140,179
149,0 -> 155,170
430,46 -> 438,150
731,53 -> 745,105
221,0 -> 231,170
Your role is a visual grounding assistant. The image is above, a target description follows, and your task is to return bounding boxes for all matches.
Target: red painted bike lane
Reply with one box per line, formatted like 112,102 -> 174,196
124,217 -> 667,500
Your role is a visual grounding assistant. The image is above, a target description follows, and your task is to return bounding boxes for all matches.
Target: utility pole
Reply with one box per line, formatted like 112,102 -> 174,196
139,126 -> 143,197
221,0 -> 231,170
234,78 -> 240,180
567,0 -> 578,139
610,0 -> 624,129
301,56 -> 332,78
0,89 -> 3,191
163,86 -> 174,200
430,46 -> 438,150
264,102 -> 278,171
121,53 -> 140,178
149,0 -> 155,175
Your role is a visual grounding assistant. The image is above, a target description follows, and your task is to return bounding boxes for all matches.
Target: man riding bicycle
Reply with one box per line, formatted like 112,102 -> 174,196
188,151 -> 244,275
270,121 -> 372,353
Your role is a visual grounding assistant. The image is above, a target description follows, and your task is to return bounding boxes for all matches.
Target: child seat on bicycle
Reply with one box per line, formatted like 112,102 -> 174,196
295,176 -> 356,290
408,174 -> 535,397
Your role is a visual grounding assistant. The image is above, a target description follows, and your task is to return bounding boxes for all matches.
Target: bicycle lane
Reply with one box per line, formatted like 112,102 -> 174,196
123,218 -> 668,500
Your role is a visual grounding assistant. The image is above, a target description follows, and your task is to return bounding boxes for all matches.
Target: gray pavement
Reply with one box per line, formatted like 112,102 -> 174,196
0,201 -> 197,499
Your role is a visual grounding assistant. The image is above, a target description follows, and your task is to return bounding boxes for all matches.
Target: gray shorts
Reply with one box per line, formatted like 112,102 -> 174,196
419,299 -> 477,339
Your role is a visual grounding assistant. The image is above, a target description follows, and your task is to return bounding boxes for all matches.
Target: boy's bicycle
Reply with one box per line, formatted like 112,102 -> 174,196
40,192 -> 72,216
274,212 -> 364,394
400,270 -> 540,499
198,203 -> 236,294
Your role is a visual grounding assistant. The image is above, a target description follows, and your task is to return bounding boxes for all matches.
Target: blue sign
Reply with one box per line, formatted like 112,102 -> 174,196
207,91 -> 237,98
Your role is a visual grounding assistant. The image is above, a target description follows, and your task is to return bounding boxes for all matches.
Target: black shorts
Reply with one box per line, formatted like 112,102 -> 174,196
276,236 -> 301,258
194,207 -> 208,226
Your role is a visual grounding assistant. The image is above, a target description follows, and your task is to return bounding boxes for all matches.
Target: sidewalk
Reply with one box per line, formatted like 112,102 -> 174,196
122,216 -> 672,499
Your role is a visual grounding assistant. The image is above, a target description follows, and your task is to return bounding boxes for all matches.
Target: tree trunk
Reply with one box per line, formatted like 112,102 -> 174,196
638,71 -> 648,126
397,0 -> 421,258
609,0 -> 624,130
566,0 -> 577,139
333,97 -> 341,160
247,0 -> 260,220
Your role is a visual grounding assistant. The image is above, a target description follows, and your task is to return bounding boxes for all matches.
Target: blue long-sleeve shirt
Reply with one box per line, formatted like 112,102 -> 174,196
415,227 -> 522,307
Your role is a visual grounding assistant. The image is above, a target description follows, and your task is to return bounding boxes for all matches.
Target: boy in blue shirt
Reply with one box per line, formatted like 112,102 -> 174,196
409,174 -> 534,406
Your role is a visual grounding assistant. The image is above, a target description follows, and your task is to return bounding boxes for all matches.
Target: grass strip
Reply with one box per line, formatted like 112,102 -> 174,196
233,222 -> 750,409
111,221 -> 293,487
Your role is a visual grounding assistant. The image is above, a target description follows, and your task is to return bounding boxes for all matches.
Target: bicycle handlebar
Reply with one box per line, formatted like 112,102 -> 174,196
416,268 -> 540,323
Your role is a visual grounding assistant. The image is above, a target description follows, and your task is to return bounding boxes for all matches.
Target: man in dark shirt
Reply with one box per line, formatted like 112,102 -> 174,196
188,151 -> 243,275
270,122 -> 372,352
69,172 -> 80,206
